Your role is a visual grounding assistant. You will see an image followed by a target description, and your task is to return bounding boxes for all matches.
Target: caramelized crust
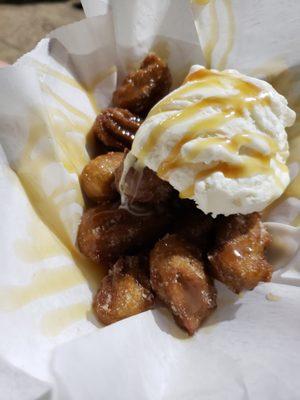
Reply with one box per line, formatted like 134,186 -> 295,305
208,213 -> 272,293
94,257 -> 154,325
92,108 -> 142,150
115,161 -> 173,204
77,204 -> 171,263
80,152 -> 124,202
150,234 -> 217,335
112,54 -> 172,117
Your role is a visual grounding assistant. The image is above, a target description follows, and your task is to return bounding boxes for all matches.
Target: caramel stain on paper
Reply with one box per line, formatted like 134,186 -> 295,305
285,174 -> 300,199
217,0 -> 235,70
292,213 -> 300,227
14,67 -> 95,251
14,219 -> 64,263
0,266 -> 85,311
203,0 -> 219,69
41,302 -> 90,336
192,0 -> 210,5
201,324 -> 215,335
43,83 -> 92,125
45,108 -> 91,175
266,293 -> 281,302
0,207 -> 104,322
0,64 -> 111,327
0,252 -> 104,313
32,60 -> 116,115
194,0 -> 235,70
10,215 -> 105,301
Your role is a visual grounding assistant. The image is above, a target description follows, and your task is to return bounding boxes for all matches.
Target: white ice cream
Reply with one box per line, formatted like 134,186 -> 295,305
124,65 -> 296,216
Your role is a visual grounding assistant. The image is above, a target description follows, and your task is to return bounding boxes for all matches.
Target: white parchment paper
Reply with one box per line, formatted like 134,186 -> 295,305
0,1 -> 299,399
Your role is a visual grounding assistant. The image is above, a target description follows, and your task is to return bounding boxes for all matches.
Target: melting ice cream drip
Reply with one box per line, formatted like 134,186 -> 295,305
119,152 -> 153,216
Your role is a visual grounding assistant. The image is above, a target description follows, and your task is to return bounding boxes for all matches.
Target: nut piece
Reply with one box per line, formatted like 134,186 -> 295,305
112,53 -> 172,117
115,161 -> 173,204
77,204 -> 171,263
80,152 -> 124,202
93,257 -> 154,325
150,234 -> 217,335
92,108 -> 142,150
208,213 -> 272,294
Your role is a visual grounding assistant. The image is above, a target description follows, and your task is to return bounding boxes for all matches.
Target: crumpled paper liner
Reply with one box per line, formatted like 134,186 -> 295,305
0,0 -> 299,399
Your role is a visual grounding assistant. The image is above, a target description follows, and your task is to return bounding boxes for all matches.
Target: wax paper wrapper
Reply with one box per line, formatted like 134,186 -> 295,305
0,0 -> 299,399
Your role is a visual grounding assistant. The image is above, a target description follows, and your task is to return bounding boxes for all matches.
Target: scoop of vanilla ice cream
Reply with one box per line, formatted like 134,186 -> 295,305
126,65 -> 296,216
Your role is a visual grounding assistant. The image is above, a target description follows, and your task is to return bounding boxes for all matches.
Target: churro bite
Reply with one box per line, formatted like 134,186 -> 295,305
112,54 -> 172,117
94,257 -> 154,325
173,206 -> 215,249
208,213 -> 272,293
150,234 -> 217,335
77,204 -> 171,264
80,152 -> 124,202
115,157 -> 173,205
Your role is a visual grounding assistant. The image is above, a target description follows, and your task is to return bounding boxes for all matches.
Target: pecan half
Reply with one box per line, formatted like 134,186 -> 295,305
91,108 -> 142,151
112,53 -> 172,117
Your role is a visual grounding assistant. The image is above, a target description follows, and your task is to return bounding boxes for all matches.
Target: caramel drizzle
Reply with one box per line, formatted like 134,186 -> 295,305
0,61 -> 114,337
30,59 -> 116,115
138,68 -> 285,198
192,0 -> 211,5
41,83 -> 92,125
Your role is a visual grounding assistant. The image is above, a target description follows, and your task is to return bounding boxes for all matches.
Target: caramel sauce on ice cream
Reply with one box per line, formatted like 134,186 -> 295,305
124,66 -> 295,216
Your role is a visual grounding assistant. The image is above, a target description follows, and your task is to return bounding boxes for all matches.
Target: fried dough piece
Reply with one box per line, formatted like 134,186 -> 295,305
112,54 -> 172,117
174,208 -> 216,249
150,234 -> 217,335
91,108 -> 142,150
94,257 -> 154,325
80,152 -> 124,202
77,204 -> 171,263
208,213 -> 272,293
120,254 -> 152,291
115,161 -> 173,204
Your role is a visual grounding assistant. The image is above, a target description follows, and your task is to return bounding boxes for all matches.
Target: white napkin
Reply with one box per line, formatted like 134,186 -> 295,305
0,1 -> 299,399
52,282 -> 300,400
0,356 -> 50,400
